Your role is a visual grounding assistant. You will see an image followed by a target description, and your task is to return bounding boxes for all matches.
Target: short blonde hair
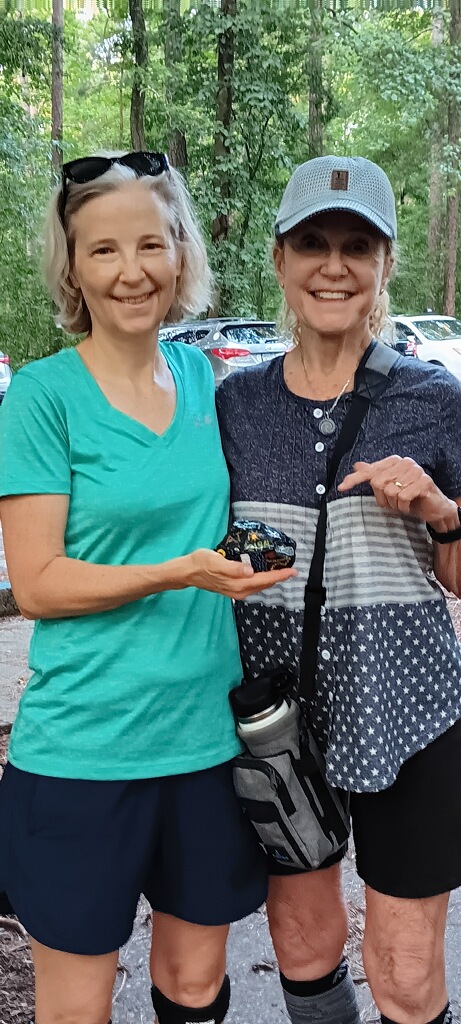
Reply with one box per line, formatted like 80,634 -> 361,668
275,237 -> 397,345
43,157 -> 213,335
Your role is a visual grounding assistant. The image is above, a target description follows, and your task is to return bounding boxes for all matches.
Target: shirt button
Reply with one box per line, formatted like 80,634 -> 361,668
316,483 -> 326,495
315,442 -> 325,453
321,649 -> 331,661
313,408 -> 323,419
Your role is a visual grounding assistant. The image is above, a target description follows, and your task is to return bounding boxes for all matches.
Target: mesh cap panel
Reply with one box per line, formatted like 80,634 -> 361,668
275,156 -> 397,240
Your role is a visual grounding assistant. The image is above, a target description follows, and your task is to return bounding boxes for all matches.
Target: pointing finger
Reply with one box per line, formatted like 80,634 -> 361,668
338,468 -> 373,492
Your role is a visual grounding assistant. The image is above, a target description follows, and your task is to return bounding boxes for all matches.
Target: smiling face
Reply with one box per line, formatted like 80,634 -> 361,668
70,179 -> 181,344
274,210 -> 392,345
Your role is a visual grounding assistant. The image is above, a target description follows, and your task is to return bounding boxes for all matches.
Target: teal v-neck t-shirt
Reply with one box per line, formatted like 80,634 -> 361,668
0,343 -> 242,780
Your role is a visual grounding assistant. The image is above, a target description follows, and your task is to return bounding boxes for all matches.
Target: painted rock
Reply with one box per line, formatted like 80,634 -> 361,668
216,519 -> 296,572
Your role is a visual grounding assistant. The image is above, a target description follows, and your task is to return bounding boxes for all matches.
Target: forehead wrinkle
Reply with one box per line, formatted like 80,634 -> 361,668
70,183 -> 174,247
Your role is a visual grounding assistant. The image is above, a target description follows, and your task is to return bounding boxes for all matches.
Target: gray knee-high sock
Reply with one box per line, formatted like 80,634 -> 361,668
281,961 -> 360,1024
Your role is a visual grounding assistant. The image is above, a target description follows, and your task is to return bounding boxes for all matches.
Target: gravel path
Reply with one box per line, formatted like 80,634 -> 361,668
1,529 -> 461,1022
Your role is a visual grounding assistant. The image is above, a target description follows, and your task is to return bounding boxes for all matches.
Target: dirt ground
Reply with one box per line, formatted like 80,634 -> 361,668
1,597 -> 461,1024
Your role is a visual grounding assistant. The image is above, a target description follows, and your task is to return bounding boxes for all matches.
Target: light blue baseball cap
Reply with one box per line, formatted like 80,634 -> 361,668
275,155 -> 397,241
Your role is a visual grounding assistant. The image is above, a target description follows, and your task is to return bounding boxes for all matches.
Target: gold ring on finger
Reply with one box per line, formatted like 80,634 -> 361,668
394,479 -> 404,489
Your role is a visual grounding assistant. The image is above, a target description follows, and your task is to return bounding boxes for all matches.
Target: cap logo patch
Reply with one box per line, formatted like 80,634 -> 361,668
330,169 -> 349,191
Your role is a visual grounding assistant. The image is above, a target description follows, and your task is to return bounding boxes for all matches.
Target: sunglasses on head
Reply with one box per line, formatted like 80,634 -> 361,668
58,151 -> 170,222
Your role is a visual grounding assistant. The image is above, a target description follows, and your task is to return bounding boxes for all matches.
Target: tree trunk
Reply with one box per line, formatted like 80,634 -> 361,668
308,0 -> 323,159
163,0 -> 187,171
119,66 -> 124,149
129,0 -> 148,152
51,0 -> 63,178
427,12 -> 444,310
443,0 -> 460,316
211,0 -> 236,248
210,0 -> 236,314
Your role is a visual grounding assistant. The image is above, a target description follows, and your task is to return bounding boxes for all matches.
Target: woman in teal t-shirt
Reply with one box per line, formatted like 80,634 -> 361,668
0,152 -> 294,1024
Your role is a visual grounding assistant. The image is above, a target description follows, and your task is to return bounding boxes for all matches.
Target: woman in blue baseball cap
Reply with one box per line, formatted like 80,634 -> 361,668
217,155 -> 461,1024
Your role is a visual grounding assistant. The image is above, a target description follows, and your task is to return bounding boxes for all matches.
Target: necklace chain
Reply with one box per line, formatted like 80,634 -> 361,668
298,350 -> 354,436
325,375 -> 352,415
299,350 -> 352,414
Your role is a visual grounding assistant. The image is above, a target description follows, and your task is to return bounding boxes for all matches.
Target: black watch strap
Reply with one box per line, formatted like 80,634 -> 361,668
427,506 -> 461,544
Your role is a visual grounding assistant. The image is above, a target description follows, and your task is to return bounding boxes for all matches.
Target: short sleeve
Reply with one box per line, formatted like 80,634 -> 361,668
215,376 -> 238,469
434,378 -> 461,498
216,370 -> 260,476
0,368 -> 71,497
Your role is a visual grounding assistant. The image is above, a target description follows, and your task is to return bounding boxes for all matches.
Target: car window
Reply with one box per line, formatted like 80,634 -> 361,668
393,323 -> 413,341
159,328 -> 182,341
163,328 -> 208,344
410,318 -> 461,342
220,324 -> 279,345
398,324 -> 413,337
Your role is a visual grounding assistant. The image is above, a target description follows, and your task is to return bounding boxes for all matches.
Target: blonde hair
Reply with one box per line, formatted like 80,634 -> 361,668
275,237 -> 397,345
43,157 -> 213,335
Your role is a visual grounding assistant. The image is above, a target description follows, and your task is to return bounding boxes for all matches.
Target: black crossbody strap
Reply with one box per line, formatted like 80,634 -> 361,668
299,342 -> 401,706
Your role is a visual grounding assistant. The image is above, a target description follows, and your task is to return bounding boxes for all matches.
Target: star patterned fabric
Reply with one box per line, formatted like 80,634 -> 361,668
217,353 -> 461,793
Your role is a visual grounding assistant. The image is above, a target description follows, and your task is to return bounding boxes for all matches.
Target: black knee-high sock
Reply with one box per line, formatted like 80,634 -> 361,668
381,1004 -> 452,1024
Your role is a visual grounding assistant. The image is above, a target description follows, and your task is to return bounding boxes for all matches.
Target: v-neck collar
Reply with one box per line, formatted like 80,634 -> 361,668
68,344 -> 185,444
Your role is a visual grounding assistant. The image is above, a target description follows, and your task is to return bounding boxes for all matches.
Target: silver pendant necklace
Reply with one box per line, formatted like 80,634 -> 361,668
299,349 -> 352,436
319,376 -> 352,435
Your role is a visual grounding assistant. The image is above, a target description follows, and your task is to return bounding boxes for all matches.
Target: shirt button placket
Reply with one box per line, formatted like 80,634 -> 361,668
312,408 -> 327,499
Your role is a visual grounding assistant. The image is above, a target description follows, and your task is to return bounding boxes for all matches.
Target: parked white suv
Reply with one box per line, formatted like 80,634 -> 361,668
391,315 -> 461,380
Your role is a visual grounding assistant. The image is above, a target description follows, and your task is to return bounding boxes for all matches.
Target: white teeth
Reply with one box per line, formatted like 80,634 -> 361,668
115,293 -> 153,305
314,291 -> 351,300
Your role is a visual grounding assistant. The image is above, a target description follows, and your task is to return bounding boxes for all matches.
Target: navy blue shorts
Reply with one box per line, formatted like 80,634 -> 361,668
0,760 -> 268,955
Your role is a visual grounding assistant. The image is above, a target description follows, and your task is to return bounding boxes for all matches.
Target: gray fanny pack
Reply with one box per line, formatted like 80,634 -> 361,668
231,342 -> 401,871
232,695 -> 350,869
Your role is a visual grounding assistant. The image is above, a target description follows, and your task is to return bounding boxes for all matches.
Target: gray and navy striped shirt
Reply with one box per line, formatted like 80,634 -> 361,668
216,354 -> 461,792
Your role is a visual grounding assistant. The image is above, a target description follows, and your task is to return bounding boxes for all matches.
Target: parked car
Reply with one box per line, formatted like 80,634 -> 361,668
390,315 -> 461,379
158,318 -> 291,383
387,322 -> 418,358
0,352 -> 12,405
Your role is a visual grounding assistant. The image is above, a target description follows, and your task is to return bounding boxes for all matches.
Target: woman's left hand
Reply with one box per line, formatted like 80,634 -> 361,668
338,456 -> 458,528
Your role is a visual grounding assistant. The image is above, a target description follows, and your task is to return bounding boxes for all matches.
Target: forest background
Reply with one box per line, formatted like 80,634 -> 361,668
0,0 -> 460,368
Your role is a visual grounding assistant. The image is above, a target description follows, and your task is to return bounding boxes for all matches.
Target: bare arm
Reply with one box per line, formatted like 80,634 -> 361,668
431,499 -> 461,597
1,494 -> 296,619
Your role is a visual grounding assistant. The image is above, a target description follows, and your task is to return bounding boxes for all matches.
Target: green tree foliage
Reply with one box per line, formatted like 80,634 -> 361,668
0,0 -> 460,367
171,1 -> 315,314
0,14 -> 52,89
0,98 -> 59,364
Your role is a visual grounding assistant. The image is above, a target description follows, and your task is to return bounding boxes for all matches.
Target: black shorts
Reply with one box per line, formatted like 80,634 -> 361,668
270,718 -> 461,900
0,760 -> 268,955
